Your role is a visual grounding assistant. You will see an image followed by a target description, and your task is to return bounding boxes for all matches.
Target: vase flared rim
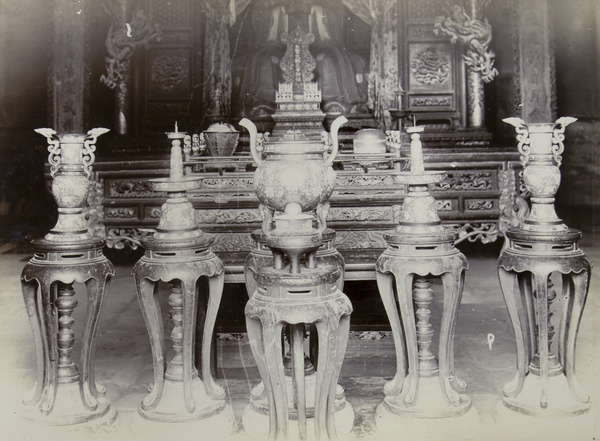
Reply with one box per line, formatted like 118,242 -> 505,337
524,123 -> 560,133
54,133 -> 89,142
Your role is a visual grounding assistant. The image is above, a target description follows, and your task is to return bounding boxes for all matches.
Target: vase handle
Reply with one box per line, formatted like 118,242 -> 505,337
239,118 -> 262,165
325,116 -> 347,165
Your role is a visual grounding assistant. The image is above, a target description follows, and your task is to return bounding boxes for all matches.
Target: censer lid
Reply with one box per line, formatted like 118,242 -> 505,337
263,129 -> 327,154
204,122 -> 238,133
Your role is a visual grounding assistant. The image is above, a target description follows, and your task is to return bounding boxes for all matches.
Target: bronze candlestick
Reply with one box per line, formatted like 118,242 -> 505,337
375,126 -> 478,438
131,127 -> 233,439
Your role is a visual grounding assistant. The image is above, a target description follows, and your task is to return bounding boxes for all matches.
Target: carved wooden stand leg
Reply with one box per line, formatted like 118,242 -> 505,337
497,229 -> 591,417
243,229 -> 349,440
131,247 -> 233,440
375,241 -> 479,440
377,260 -> 471,418
20,240 -> 118,436
243,267 -> 353,441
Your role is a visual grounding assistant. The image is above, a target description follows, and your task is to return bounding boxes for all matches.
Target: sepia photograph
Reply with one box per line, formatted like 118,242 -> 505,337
0,0 -> 598,440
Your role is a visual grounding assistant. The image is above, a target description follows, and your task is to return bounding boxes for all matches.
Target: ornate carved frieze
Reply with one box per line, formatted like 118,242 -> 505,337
432,171 -> 495,191
145,207 -> 162,219
106,227 -> 154,249
465,199 -> 495,210
336,174 -> 399,188
448,221 -> 500,244
329,206 -> 395,223
435,199 -> 453,211
103,221 -> 503,251
200,177 -> 255,190
188,206 -> 400,225
210,233 -> 253,253
333,231 -> 387,250
105,207 -> 138,219
109,180 -> 164,198
195,209 -> 261,225
411,96 -> 452,107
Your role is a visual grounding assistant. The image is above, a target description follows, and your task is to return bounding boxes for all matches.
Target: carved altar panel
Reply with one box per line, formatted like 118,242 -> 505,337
400,0 -> 464,128
408,43 -> 455,111
136,0 -> 203,133
93,148 -> 522,252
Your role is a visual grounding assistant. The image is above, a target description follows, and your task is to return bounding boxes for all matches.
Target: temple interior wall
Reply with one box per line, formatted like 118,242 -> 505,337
0,0 -> 598,242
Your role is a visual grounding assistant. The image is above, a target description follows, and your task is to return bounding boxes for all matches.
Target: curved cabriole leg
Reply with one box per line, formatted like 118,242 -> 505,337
565,269 -> 591,403
558,273 -> 571,372
181,278 -> 198,413
263,320 -> 288,440
247,315 -> 278,441
376,271 -> 406,397
40,281 -> 58,415
397,273 -> 418,406
292,323 -> 307,440
533,273 -> 550,409
448,268 -> 467,393
309,323 -> 319,370
21,277 -> 45,407
326,313 -> 350,441
439,270 -> 466,405
519,273 -> 537,361
203,272 -> 225,400
314,318 -> 333,441
135,276 -> 165,411
80,274 -> 111,410
498,268 -> 529,398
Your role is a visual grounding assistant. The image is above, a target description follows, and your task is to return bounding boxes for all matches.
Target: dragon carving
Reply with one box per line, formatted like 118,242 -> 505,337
434,1 -> 498,83
100,4 -> 161,90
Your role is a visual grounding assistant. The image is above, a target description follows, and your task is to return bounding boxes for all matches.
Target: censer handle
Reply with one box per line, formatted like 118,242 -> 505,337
325,115 -> 347,164
239,118 -> 263,165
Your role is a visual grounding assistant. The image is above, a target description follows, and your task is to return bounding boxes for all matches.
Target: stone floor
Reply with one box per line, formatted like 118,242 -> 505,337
0,221 -> 598,441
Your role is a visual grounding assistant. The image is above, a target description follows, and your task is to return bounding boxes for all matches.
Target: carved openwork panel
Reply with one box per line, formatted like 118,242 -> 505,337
147,49 -> 191,97
408,0 -> 445,20
431,170 -> 497,192
95,150 -> 520,252
401,0 -> 465,129
409,44 -> 453,91
106,207 -> 139,219
136,0 -> 202,132
149,0 -> 190,26
108,179 -> 163,198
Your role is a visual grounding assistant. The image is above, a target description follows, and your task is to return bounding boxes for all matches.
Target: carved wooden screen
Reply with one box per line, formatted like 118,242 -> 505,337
400,0 -> 465,129
136,0 -> 203,134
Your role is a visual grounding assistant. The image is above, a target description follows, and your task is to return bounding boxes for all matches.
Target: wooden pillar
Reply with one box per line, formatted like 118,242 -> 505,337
50,0 -> 87,133
514,0 -> 556,123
